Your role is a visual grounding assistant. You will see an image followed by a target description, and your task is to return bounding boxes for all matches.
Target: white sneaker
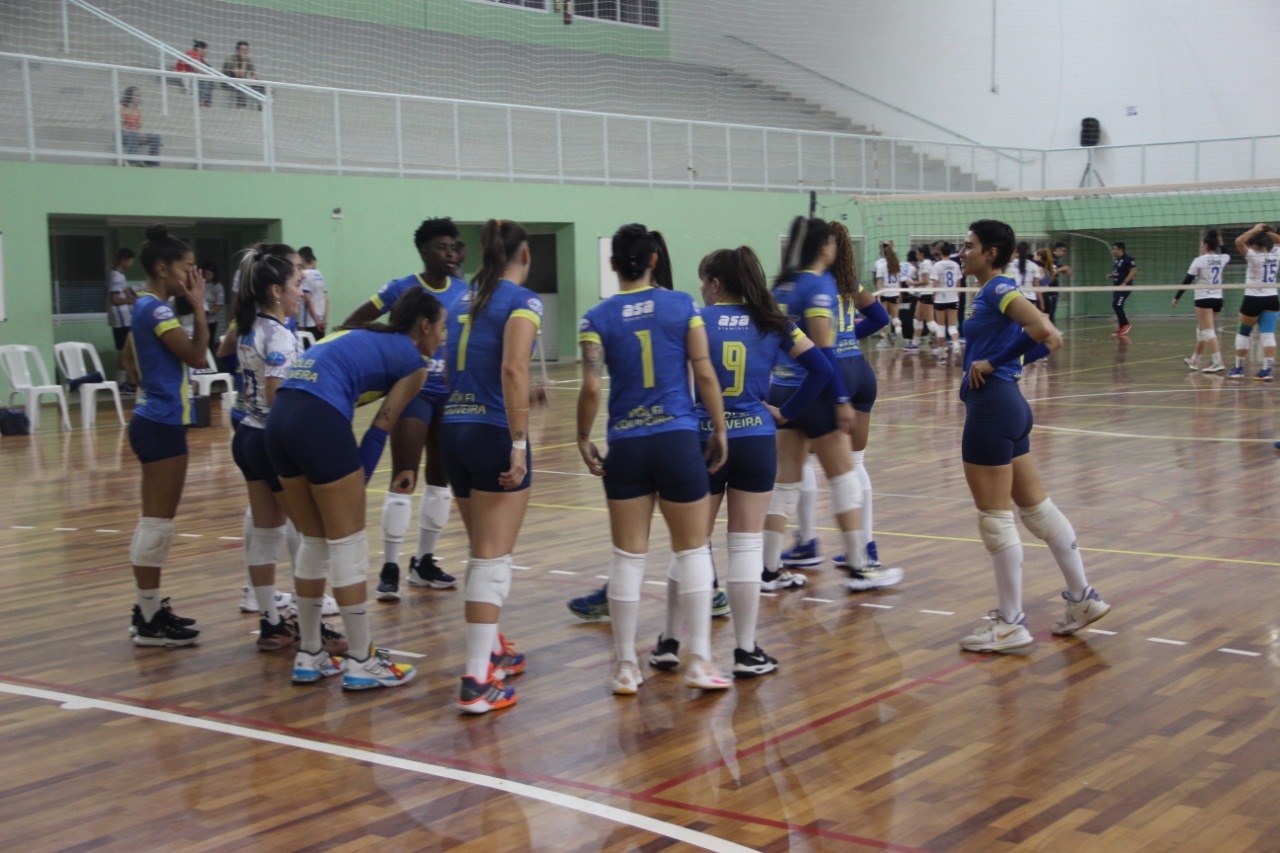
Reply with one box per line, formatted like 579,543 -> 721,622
683,656 -> 732,690
1183,357 -> 1199,370
1052,587 -> 1111,635
280,593 -> 337,618
842,565 -> 904,592
761,568 -> 807,591
239,585 -> 257,612
1202,363 -> 1225,374
321,594 -> 339,616
239,586 -> 295,614
610,660 -> 644,695
291,649 -> 343,683
341,647 -> 416,690
959,611 -> 1034,653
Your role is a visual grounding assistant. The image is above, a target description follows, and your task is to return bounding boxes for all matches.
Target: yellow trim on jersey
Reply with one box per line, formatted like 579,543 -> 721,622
789,327 -> 805,344
688,316 -> 705,329
154,318 -> 181,336
713,300 -> 745,305
511,308 -> 542,328
578,331 -> 602,345
803,308 -> 834,319
370,294 -> 387,310
998,290 -> 1023,313
416,273 -> 452,294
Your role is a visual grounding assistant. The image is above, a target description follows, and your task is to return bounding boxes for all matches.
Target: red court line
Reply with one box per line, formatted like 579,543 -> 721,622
0,672 -> 929,853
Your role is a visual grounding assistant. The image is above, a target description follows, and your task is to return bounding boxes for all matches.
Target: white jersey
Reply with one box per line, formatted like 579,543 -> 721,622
874,258 -> 901,298
916,259 -> 934,295
1004,259 -> 1044,291
1244,247 -> 1280,297
931,258 -> 962,304
107,270 -> 133,328
1186,253 -> 1230,301
237,314 -> 303,429
299,269 -> 328,327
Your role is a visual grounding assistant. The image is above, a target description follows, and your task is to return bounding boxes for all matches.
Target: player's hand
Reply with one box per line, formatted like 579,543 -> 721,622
499,446 -> 528,490
766,404 -> 787,425
836,403 -> 855,435
704,429 -> 728,474
968,359 -> 994,389
1171,298 -> 1179,308
393,469 -> 416,493
184,264 -> 206,305
578,438 -> 606,477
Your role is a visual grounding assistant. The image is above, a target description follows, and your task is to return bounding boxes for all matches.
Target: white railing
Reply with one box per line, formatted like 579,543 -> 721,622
2,52 -> 1279,193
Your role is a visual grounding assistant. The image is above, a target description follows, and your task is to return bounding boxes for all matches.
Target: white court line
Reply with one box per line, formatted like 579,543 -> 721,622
218,536 -> 243,541
1034,425 -> 1271,443
1086,628 -> 1117,636
53,527 -> 79,532
643,580 -> 666,587
95,529 -> 120,533
860,603 -> 893,609
381,648 -> 426,659
532,468 -> 597,478
178,533 -> 203,538
595,575 -> 609,580
11,525 -> 34,529
1147,638 -> 1187,646
919,609 -> 955,616
802,597 -> 834,604
0,681 -> 755,853
1218,648 -> 1261,657
548,570 -> 577,576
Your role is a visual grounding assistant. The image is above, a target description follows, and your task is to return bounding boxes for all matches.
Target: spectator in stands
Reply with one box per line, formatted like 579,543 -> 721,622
223,41 -> 262,109
200,262 -> 225,345
119,87 -> 162,167
172,40 -> 212,107
108,247 -> 138,392
297,247 -> 328,339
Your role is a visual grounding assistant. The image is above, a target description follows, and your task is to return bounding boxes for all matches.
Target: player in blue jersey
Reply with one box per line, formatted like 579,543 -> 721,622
576,224 -> 732,695
266,289 -> 444,689
958,219 -> 1110,653
443,219 -> 542,714
345,218 -> 466,599
119,225 -> 209,647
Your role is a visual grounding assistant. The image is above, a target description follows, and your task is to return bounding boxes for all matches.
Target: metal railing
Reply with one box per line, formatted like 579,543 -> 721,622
2,52 -> 1278,193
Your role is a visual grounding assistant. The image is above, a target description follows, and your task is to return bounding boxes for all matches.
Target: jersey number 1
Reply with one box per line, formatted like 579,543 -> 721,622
634,329 -> 655,388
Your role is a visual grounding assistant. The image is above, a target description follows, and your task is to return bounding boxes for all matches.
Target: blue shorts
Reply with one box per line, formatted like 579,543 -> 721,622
401,389 -> 447,426
128,414 -> 188,464
603,431 -> 708,503
962,378 -> 1032,466
265,389 -> 361,486
231,423 -> 282,492
768,384 -> 838,439
707,434 -> 776,495
838,355 -> 877,413
443,422 -> 531,497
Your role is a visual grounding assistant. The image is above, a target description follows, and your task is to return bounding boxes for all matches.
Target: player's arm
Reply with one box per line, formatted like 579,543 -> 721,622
576,340 -> 606,476
687,323 -> 727,474
120,333 -> 138,384
360,368 -> 429,482
343,298 -> 384,327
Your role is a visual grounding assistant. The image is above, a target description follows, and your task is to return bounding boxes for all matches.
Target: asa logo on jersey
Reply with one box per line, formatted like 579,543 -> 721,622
154,304 -> 175,321
526,297 -> 544,317
621,300 -> 655,319
811,293 -> 834,309
718,314 -> 750,328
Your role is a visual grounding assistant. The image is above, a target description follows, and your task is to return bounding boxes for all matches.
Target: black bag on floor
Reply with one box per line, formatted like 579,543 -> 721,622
0,409 -> 32,435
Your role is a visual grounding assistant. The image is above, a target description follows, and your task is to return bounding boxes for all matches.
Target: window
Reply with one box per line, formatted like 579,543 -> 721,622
467,0 -> 550,10
572,0 -> 661,28
49,232 -> 109,318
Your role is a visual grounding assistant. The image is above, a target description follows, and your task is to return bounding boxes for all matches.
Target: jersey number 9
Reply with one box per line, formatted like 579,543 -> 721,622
721,341 -> 746,396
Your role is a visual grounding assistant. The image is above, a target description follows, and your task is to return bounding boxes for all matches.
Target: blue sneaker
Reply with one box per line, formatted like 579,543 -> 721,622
780,537 -> 823,569
1255,367 -> 1273,382
711,588 -> 731,618
568,585 -> 609,621
866,540 -> 880,565
1226,366 -> 1245,379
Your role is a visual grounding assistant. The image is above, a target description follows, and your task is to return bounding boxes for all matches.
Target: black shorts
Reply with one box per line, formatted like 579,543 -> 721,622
602,431 -> 707,503
707,434 -> 776,495
768,384 -> 838,439
1194,298 -> 1223,312
1239,295 -> 1280,317
231,423 -> 282,492
838,355 -> 877,414
879,295 -> 900,304
961,378 -> 1032,466
128,414 -> 188,464
934,300 -> 959,312
112,327 -> 130,351
400,389 -> 447,426
916,294 -> 934,306
443,422 -> 531,497
265,389 -> 361,486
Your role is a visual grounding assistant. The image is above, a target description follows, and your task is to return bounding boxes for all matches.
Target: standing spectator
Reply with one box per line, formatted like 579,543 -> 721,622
222,41 -> 261,109
200,262 -> 225,345
108,248 -> 138,392
298,247 -> 328,339
172,40 -> 212,107
1108,242 -> 1137,336
119,87 -> 162,167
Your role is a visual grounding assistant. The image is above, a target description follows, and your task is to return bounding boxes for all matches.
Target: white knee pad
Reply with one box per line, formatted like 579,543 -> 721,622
673,546 -> 713,594
463,555 -> 513,607
246,525 -> 286,566
726,532 -> 763,584
1018,498 -> 1069,542
978,510 -> 1020,554
800,457 -> 817,492
327,530 -> 369,588
767,482 -> 802,520
1197,327 -> 1217,342
382,493 -> 412,542
927,321 -> 942,337
130,517 -> 174,567
829,469 -> 864,514
284,518 -> 300,563
1236,334 -> 1252,352
608,548 -> 646,602
1262,333 -> 1276,349
947,325 -> 958,339
420,484 -> 453,531
294,535 -> 329,580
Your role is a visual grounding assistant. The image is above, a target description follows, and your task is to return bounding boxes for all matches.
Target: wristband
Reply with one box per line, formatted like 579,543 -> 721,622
511,440 -> 528,451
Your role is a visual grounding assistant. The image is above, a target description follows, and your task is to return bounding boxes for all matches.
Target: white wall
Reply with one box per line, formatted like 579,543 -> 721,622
669,0 -> 1280,153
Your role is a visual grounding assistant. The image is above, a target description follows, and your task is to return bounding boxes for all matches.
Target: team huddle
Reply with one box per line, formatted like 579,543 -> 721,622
119,214 -> 1115,715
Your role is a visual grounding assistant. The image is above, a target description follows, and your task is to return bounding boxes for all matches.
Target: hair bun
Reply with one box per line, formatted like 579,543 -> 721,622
145,224 -> 170,242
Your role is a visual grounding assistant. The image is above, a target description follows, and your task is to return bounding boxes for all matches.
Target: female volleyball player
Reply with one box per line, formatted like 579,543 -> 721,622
914,244 -> 937,350
1172,230 -> 1230,373
577,223 -> 730,695
1035,248 -> 1059,319
122,224 -> 208,646
1007,242 -> 1045,312
344,218 -> 467,600
958,219 -> 1110,652
266,288 -> 443,689
931,242 -> 963,358
1228,224 -> 1279,380
443,219 -> 542,714
874,241 -> 903,346
899,248 -> 921,353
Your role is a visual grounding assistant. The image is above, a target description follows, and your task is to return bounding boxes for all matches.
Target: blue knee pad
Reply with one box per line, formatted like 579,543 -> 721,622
1259,311 -> 1279,335
1239,323 -> 1254,337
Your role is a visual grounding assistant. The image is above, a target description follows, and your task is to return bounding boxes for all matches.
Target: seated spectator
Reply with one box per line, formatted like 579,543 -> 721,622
120,87 -> 162,167
222,41 -> 263,109
172,40 -> 212,107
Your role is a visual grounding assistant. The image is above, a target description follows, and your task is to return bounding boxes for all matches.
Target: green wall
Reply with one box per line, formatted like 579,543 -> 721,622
219,0 -> 669,58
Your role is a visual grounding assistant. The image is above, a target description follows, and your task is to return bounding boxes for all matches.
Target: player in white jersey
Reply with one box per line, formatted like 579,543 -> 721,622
912,245 -> 937,351
899,252 -> 921,352
107,247 -> 138,389
873,242 -> 903,345
930,242 -> 963,357
1227,224 -> 1279,380
1172,230 -> 1230,373
297,247 -> 328,339
1005,242 -> 1045,309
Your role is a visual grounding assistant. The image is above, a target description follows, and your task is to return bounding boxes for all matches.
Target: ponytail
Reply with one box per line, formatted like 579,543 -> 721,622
611,223 -> 672,288
471,218 -> 528,315
1016,241 -> 1030,279
1203,229 -> 1222,253
775,216 -> 833,287
699,246 -> 788,336
830,222 -> 860,300
883,241 -> 900,277
234,243 -> 297,334
139,224 -> 190,277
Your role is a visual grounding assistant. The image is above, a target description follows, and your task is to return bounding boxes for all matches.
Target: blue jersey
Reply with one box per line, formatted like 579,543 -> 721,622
833,292 -> 868,358
771,270 -> 837,386
962,275 -> 1027,385
131,292 -> 193,425
578,288 -> 704,442
695,304 -> 801,438
371,273 -> 468,396
444,280 -> 544,428
280,328 -> 426,419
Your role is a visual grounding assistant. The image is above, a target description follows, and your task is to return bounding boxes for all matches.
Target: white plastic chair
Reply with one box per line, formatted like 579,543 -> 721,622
0,344 -> 72,431
190,348 -> 234,397
296,330 -> 317,349
54,342 -> 125,429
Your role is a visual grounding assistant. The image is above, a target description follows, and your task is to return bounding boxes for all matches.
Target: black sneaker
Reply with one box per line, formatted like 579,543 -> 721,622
133,608 -> 200,647
732,645 -> 778,678
129,598 -> 197,635
648,634 -> 680,670
376,562 -> 400,601
407,555 -> 458,589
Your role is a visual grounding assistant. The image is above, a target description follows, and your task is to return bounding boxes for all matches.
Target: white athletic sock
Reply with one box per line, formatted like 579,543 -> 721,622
1266,357 -> 1276,370
339,603 -> 370,658
676,547 -> 714,661
241,508 -> 254,551
727,534 -> 762,653
663,555 -> 680,640
381,493 -> 412,566
491,629 -> 505,656
798,457 -> 818,541
136,588 -> 160,622
254,585 -> 280,624
1236,355 -> 1247,368
992,543 -> 1024,621
843,527 -> 869,569
296,595 -> 323,652
1044,525 -> 1088,599
284,519 -> 300,567
763,528 -> 785,571
417,484 -> 453,560
852,451 -> 873,560
465,621 -> 498,680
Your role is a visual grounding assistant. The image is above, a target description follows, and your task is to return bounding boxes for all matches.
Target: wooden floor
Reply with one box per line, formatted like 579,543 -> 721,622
3,317 -> 1279,852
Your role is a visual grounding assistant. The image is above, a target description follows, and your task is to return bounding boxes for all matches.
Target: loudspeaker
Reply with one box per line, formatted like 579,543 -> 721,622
1080,118 -> 1101,147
